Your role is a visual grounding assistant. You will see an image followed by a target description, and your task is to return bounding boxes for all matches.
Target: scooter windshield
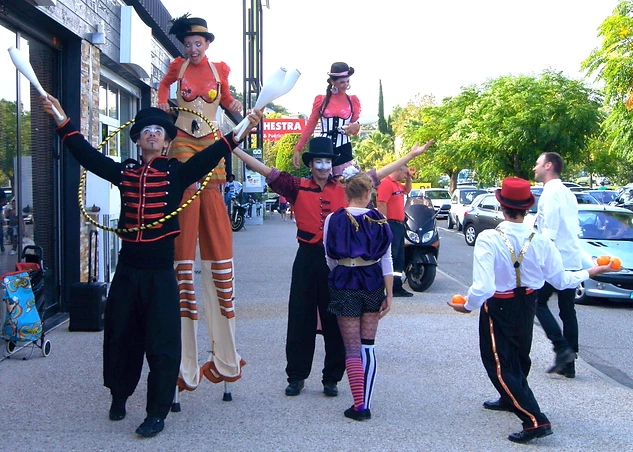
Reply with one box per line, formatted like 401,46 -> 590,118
405,197 -> 436,231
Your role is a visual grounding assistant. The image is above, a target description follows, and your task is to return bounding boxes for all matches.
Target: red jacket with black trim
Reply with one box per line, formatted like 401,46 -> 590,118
268,171 -> 346,245
56,119 -> 240,268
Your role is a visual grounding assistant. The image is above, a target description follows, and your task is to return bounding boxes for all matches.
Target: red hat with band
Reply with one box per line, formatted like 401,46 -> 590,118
495,177 -> 536,210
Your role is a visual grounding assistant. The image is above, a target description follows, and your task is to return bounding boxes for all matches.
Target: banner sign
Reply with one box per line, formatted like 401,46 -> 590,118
262,118 -> 305,142
244,168 -> 264,192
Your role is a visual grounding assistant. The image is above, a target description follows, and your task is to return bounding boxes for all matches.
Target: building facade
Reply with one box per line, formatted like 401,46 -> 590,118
0,0 -> 183,337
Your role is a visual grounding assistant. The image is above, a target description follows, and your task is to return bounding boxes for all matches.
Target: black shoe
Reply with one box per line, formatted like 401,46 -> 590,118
344,405 -> 370,421
393,288 -> 414,298
556,361 -> 576,378
108,396 -> 127,421
546,348 -> 575,374
135,417 -> 164,438
285,380 -> 304,396
508,424 -> 552,443
323,382 -> 338,397
483,398 -> 513,412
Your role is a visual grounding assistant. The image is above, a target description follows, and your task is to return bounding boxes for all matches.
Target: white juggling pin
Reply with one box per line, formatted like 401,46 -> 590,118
8,46 -> 64,121
235,67 -> 299,138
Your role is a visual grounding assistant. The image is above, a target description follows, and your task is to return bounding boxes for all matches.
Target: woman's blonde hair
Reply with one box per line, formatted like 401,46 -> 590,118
345,173 -> 373,202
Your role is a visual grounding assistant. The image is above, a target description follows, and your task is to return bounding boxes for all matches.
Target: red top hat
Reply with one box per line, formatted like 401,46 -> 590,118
495,177 -> 535,210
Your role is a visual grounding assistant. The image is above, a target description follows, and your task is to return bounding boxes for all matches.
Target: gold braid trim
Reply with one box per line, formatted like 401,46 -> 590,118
345,210 -> 389,232
78,107 -> 219,233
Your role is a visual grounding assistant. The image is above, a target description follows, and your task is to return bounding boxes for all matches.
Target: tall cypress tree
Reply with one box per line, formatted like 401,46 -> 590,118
378,79 -> 388,134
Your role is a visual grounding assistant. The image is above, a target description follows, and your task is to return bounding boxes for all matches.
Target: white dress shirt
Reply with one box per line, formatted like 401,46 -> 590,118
465,221 -> 589,311
535,178 -> 582,270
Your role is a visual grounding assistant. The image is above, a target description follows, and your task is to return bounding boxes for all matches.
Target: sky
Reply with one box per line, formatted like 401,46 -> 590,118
159,0 -> 621,117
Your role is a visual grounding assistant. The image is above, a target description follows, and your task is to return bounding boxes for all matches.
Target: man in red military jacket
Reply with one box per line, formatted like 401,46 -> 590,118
41,94 -> 260,438
232,137 -> 433,398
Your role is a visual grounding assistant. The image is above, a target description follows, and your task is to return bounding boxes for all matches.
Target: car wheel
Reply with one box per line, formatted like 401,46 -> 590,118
464,224 -> 477,246
447,214 -> 454,229
457,217 -> 463,231
575,282 -> 597,305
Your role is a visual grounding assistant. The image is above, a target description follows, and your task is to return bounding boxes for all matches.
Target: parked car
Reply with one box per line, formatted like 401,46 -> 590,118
574,192 -> 599,205
575,205 -> 633,304
584,189 -> 618,205
462,193 -> 539,246
410,188 -> 451,219
530,186 -> 543,195
447,187 -> 487,230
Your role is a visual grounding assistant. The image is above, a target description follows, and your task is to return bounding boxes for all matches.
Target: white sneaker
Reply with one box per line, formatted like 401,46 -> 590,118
10,250 -> 15,255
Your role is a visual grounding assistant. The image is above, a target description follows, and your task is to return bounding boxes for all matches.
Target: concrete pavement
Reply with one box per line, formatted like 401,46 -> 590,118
1,213 -> 632,451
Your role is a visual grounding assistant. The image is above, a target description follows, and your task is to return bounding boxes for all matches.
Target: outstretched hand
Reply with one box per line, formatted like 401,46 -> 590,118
292,149 -> 302,169
40,94 -> 67,126
235,108 -> 264,141
588,261 -> 618,278
447,300 -> 471,313
409,139 -> 435,158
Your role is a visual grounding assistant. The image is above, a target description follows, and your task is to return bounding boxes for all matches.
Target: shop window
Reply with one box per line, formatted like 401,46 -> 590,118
0,24 -> 60,320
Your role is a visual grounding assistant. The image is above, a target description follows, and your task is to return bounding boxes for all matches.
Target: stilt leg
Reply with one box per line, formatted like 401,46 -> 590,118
171,386 -> 181,412
223,382 -> 232,401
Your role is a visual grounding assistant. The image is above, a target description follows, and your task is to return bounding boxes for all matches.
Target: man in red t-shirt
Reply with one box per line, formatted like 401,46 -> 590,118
377,165 -> 413,297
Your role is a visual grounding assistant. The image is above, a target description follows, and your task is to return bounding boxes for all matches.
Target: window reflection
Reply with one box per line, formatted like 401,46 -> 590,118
0,26 -> 59,319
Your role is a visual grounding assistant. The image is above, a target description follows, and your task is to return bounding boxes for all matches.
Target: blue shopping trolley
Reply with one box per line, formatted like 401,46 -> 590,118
1,245 -> 51,359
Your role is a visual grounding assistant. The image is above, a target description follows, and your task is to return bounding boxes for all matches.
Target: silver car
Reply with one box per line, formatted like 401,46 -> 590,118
575,205 -> 633,304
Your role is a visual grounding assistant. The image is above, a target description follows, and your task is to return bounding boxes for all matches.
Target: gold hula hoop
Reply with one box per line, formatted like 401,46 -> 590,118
78,107 -> 220,233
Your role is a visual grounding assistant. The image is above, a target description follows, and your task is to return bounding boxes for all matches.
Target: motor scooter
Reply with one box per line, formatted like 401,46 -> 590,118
230,197 -> 248,232
402,196 -> 445,292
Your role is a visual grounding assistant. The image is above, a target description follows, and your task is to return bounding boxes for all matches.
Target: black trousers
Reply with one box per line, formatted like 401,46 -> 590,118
388,220 -> 405,291
285,243 -> 345,384
479,290 -> 549,429
536,282 -> 578,353
103,262 -> 181,419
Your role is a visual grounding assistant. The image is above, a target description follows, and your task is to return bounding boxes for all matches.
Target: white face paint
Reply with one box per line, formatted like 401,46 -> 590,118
312,158 -> 332,171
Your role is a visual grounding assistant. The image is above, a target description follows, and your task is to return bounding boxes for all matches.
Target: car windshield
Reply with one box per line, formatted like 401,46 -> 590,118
587,191 -> 618,205
407,196 -> 434,209
528,195 -> 541,214
424,190 -> 451,199
459,190 -> 486,204
575,193 -> 599,205
579,210 -> 633,240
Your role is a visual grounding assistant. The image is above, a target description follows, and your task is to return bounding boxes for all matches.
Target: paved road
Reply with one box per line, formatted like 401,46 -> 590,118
437,222 -> 633,389
1,214 -> 632,451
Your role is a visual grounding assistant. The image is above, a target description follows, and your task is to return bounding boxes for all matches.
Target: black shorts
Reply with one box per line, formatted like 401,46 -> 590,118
328,285 -> 386,317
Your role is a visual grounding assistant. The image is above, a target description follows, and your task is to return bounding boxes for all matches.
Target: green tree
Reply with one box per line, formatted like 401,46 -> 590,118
466,71 -> 603,180
0,99 -> 31,187
582,1 -> 633,157
354,131 -> 394,170
378,79 -> 388,134
274,133 -> 310,178
398,88 -> 478,191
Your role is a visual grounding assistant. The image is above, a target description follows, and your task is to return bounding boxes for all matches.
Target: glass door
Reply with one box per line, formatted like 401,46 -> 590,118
0,25 -> 60,320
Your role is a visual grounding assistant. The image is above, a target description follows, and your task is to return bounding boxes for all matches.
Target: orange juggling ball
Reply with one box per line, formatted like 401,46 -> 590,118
451,294 -> 467,305
611,257 -> 622,270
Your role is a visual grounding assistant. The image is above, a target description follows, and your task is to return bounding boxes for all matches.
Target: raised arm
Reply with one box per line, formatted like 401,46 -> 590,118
232,147 -> 272,178
41,94 -> 122,184
375,140 -> 434,181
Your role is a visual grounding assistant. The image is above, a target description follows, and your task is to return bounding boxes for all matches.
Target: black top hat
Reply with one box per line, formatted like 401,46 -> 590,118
302,137 -> 341,167
169,14 -> 215,44
129,107 -> 178,142
495,177 -> 535,210
327,62 -> 355,78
